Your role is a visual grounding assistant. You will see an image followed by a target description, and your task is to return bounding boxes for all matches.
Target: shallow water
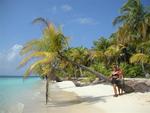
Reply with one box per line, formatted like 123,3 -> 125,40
0,76 -> 41,113
0,77 -> 104,113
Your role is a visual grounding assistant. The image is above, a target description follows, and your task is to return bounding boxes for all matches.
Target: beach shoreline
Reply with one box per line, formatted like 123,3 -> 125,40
22,80 -> 105,113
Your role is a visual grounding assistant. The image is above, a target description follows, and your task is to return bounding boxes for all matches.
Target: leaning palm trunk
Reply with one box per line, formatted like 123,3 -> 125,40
58,52 -> 108,81
58,52 -> 143,93
78,64 -> 108,81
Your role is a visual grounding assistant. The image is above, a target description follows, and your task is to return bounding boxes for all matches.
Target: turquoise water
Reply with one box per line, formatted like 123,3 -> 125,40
0,76 -> 41,113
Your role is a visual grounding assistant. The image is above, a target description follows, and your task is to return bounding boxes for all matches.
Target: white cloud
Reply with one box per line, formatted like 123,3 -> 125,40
51,4 -> 72,13
7,44 -> 23,61
0,44 -> 23,75
75,17 -> 98,25
61,4 -> 72,12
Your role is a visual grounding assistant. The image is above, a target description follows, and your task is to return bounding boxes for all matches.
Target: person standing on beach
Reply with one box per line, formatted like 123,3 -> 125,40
109,65 -> 124,97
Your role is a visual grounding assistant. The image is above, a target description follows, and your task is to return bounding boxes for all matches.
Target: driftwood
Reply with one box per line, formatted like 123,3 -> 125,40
95,78 -> 150,93
74,78 -> 150,93
123,78 -> 150,93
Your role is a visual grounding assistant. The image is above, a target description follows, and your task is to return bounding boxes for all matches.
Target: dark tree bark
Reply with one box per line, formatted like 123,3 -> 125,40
45,75 -> 49,104
45,68 -> 62,104
50,73 -> 62,82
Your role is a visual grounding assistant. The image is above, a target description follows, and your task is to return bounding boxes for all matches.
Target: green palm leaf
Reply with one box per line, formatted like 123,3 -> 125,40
19,51 -> 56,67
24,58 -> 51,78
130,53 -> 150,64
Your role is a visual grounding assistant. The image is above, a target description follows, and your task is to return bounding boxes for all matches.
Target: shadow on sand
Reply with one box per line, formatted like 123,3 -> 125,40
47,90 -> 112,107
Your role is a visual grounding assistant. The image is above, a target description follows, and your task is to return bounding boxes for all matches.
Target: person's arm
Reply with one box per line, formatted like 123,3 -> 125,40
119,69 -> 123,79
108,72 -> 113,80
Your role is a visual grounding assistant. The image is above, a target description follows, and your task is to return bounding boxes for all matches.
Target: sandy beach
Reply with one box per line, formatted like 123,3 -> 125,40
22,81 -> 104,113
22,80 -> 150,113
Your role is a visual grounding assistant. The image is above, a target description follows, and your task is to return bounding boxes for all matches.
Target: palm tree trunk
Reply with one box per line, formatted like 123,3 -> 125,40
45,75 -> 49,104
58,52 -> 108,81
141,62 -> 146,75
58,52 -> 140,93
78,64 -> 108,81
141,48 -> 146,76
79,67 -> 83,77
116,57 -> 119,66
75,69 -> 77,80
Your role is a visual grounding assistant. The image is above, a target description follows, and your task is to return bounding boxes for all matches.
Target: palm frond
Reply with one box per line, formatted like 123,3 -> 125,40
32,17 -> 49,28
20,39 -> 42,55
89,50 -> 104,59
19,51 -> 56,68
130,53 -> 150,64
113,15 -> 127,25
23,58 -> 51,78
105,45 -> 124,56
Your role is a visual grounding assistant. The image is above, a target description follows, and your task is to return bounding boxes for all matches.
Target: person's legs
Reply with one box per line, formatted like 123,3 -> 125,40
117,80 -> 124,95
120,88 -> 123,94
120,79 -> 124,94
117,87 -> 121,95
113,84 -> 118,96
116,80 -> 123,95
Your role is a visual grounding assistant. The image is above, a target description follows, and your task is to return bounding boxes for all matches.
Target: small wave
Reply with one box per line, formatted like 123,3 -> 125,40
32,91 -> 41,100
1,102 -> 25,113
11,102 -> 24,113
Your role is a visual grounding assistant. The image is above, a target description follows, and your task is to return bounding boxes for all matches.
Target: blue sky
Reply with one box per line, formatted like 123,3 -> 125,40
0,0 -> 149,75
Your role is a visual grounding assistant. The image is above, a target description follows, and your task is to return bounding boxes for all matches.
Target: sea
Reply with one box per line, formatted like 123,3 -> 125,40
0,76 -> 41,113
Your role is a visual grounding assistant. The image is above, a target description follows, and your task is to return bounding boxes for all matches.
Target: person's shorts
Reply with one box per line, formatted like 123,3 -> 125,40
111,78 -> 121,86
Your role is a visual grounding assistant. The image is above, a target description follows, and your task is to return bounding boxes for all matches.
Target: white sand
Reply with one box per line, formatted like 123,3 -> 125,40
56,81 -> 150,113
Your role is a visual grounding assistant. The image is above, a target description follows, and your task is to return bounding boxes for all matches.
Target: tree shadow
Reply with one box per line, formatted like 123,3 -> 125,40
80,95 -> 112,104
46,94 -> 112,107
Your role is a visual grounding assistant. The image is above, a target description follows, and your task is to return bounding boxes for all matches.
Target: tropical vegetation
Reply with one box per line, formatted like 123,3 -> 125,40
19,0 -> 150,104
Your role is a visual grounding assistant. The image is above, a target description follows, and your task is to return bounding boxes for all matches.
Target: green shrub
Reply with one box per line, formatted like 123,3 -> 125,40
90,63 -> 111,76
120,63 -> 143,77
82,71 -> 96,83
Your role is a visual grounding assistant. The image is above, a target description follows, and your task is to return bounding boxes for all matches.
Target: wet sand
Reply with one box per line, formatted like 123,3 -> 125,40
23,81 -> 105,113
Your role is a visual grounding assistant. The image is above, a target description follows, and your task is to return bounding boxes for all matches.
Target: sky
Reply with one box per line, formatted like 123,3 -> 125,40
0,0 -> 150,75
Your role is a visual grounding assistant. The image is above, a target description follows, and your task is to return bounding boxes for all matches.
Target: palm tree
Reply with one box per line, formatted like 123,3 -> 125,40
113,0 -> 150,77
58,51 -> 108,81
113,0 -> 143,25
19,18 -> 68,104
104,44 -> 125,65
130,41 -> 150,75
93,37 -> 110,51
113,0 -> 150,44
130,53 -> 150,64
63,46 -> 96,79
92,37 -> 111,67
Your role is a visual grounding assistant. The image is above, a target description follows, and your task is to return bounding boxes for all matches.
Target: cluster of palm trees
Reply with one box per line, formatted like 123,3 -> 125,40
113,0 -> 150,75
19,0 -> 150,104
92,0 -> 150,77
